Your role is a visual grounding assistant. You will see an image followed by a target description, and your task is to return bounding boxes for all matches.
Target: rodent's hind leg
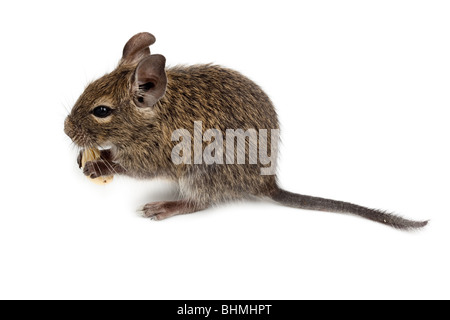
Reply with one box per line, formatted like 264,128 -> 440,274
140,200 -> 207,221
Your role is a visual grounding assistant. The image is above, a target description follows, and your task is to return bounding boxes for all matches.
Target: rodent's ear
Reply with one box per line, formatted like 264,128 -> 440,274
133,54 -> 167,108
121,32 -> 156,65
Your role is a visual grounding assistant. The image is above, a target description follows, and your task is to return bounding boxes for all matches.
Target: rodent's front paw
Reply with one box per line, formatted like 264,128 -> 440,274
83,161 -> 102,179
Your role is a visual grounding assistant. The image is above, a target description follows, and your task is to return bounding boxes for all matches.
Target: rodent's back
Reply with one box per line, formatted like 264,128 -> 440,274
161,64 -> 279,132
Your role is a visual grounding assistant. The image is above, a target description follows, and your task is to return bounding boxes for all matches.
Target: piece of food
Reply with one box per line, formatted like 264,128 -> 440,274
81,148 -> 114,185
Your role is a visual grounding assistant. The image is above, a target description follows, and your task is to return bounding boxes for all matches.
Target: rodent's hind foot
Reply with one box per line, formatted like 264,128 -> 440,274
139,200 -> 206,221
141,202 -> 171,220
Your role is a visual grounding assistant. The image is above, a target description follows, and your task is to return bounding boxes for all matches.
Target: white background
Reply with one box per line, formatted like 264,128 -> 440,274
0,0 -> 449,300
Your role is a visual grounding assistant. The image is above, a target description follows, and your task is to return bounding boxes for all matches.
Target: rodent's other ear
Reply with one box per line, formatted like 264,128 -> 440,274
133,54 -> 167,108
121,32 -> 156,65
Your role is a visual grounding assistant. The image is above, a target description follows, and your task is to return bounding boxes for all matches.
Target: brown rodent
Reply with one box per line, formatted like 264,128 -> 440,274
64,32 -> 428,229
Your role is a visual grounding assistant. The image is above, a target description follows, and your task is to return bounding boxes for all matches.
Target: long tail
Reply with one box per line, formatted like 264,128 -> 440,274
271,188 -> 428,230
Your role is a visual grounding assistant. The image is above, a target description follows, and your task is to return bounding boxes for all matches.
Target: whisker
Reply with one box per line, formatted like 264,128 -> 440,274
100,154 -> 119,175
98,142 -> 127,173
62,104 -> 70,115
94,142 -> 126,175
92,158 -> 103,178
93,142 -> 116,175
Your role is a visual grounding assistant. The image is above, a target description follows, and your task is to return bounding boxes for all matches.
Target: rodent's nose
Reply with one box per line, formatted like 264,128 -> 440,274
64,117 -> 72,138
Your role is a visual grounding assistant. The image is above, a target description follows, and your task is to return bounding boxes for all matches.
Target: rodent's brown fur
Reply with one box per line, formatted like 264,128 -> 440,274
64,32 -> 428,229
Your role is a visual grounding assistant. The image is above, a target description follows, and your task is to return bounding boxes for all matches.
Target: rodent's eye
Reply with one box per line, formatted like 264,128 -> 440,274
92,106 -> 113,118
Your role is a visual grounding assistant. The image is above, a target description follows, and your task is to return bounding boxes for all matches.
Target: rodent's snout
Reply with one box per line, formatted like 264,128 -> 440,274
64,117 -> 72,139
64,115 -> 92,147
